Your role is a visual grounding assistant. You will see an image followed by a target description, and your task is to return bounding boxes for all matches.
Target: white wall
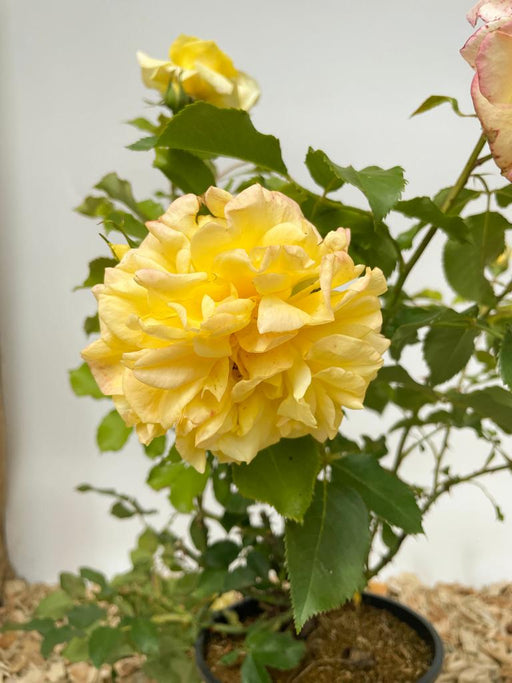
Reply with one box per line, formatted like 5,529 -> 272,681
1,0 -> 511,585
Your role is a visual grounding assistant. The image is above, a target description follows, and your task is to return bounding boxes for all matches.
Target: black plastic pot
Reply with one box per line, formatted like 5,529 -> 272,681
195,593 -> 444,682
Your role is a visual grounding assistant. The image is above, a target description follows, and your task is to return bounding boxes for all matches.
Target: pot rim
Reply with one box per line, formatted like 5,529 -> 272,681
195,592 -> 444,683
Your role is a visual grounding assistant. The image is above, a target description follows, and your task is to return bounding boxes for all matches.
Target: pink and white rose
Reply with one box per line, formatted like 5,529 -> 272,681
462,1 -> 512,180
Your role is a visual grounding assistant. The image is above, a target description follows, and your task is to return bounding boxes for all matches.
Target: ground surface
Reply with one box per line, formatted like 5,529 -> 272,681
1,574 -> 511,682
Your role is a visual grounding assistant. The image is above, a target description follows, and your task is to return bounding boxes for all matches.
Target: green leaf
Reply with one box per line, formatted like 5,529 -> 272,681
145,653 -> 201,682
443,212 -> 507,305
212,465 -> 232,505
154,148 -> 215,194
246,629 -> 305,670
333,454 -> 422,533
499,327 -> 512,390
246,550 -> 271,579
449,385 -> 512,433
111,501 -> 135,519
75,195 -> 114,218
204,540 -> 240,569
60,572 -> 86,599
138,527 -> 160,553
241,653 -> 271,683
130,618 -> 160,655
67,604 -> 107,629
434,187 -> 481,215
423,309 -> 479,385
285,481 -> 369,630
144,435 -> 167,458
61,636 -> 90,663
83,314 -> 99,335
147,460 -> 209,513
79,567 -> 108,589
95,173 -> 139,214
69,363 -> 103,399
232,436 -> 319,521
495,184 -> 512,207
171,466 -> 209,513
395,197 -> 469,243
0,618 -> 54,635
35,590 -> 74,619
103,210 -> 147,240
127,135 -> 158,151
74,257 -> 116,290
189,515 -> 208,553
411,94 -> 473,118
389,306 -> 444,360
305,152 -> 406,221
381,522 -> 399,550
305,148 -> 344,192
126,117 -> 158,134
41,625 -> 75,658
158,102 -> 287,174
224,565 -> 258,591
297,196 -> 397,276
137,198 -> 164,221
220,650 -> 242,666
96,410 -> 132,452
369,365 -> 438,412
88,626 -> 123,668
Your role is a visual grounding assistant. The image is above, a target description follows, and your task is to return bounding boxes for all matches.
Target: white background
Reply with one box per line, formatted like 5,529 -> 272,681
1,0 -> 511,585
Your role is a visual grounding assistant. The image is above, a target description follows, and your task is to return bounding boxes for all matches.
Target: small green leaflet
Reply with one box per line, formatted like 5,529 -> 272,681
411,95 -> 473,118
305,148 -> 344,192
69,363 -> 103,399
96,410 -> 132,452
305,149 -> 406,222
74,257 -> 116,291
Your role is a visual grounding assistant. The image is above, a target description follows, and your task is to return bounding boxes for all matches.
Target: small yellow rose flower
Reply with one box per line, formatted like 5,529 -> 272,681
137,35 -> 260,111
82,185 -> 389,472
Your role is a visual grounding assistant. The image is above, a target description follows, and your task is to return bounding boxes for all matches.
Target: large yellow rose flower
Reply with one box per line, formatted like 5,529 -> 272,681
137,35 -> 260,111
82,185 -> 388,472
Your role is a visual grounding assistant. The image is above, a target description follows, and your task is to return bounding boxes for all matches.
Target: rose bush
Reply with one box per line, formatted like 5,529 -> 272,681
82,184 -> 388,472
462,1 -> 512,179
137,34 -> 260,110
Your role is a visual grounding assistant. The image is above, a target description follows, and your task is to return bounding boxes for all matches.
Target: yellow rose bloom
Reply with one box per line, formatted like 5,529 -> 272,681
137,35 -> 260,111
82,185 -> 389,472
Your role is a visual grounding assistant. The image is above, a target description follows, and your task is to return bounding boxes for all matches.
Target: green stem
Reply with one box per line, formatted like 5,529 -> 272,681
392,425 -> 412,474
481,279 -> 512,321
387,134 -> 487,313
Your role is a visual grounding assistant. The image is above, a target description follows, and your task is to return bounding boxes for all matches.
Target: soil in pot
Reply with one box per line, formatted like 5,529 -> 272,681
205,600 -> 434,682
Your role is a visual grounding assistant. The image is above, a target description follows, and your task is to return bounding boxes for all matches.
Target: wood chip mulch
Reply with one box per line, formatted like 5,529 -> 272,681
1,573 -> 512,682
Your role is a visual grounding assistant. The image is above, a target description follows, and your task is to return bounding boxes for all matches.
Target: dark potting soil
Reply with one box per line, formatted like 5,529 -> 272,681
205,601 -> 433,682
